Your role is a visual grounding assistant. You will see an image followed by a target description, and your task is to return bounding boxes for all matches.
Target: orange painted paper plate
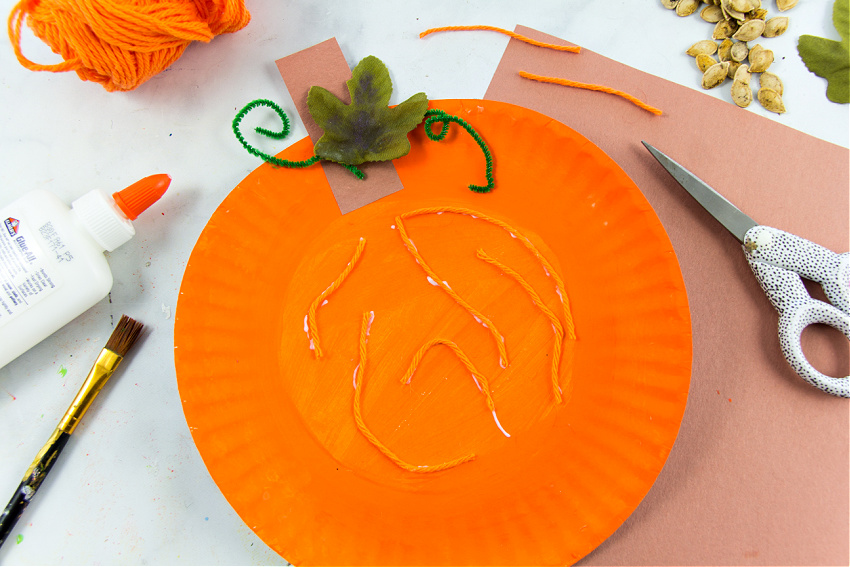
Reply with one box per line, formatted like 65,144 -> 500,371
174,99 -> 692,566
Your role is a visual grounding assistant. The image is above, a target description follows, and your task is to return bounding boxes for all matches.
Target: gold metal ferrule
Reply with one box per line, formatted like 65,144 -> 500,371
57,349 -> 123,434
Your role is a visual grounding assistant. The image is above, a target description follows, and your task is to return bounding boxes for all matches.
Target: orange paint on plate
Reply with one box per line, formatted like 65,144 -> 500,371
174,100 -> 692,565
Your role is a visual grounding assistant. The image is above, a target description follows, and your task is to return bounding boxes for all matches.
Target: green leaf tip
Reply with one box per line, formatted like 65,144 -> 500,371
307,56 -> 429,165
797,0 -> 849,104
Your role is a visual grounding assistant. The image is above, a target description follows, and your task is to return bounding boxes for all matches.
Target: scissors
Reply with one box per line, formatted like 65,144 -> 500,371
642,141 -> 850,398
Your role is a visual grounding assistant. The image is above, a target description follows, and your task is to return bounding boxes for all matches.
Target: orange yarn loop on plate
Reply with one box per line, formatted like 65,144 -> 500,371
7,0 -> 250,91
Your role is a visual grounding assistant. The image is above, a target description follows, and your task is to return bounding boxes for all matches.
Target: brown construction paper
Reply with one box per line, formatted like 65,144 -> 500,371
485,25 -> 849,566
276,38 -> 403,215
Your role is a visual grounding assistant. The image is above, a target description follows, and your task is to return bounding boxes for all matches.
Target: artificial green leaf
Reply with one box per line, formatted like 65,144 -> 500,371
307,55 -> 429,165
797,0 -> 850,103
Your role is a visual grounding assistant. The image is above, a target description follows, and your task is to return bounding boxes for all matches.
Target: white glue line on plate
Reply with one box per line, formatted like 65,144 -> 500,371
353,364 -> 360,389
492,411 -> 510,438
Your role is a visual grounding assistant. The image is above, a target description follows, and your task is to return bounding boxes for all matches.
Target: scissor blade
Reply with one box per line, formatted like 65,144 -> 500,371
642,141 -> 758,243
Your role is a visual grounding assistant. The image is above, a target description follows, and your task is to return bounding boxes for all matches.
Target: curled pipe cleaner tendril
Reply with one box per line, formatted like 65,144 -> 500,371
424,109 -> 495,193
232,99 -> 364,179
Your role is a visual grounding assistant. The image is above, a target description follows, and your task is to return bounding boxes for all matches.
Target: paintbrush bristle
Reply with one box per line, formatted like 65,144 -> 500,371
104,315 -> 144,357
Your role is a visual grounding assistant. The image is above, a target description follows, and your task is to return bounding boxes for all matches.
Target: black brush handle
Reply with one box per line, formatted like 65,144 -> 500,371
0,430 -> 70,549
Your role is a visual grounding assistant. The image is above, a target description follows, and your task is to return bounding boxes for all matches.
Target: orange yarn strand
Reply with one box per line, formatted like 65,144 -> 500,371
352,313 -> 476,473
401,338 -> 496,412
395,214 -> 510,368
420,25 -> 581,53
398,207 -> 576,340
519,71 -> 663,116
306,237 -> 367,359
7,0 -> 250,91
477,249 -> 567,404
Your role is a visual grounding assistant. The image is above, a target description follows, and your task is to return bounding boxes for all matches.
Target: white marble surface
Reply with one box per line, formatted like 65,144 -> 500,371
0,0 -> 846,564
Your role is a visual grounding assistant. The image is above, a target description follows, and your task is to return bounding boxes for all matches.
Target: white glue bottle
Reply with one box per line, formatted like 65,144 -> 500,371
0,174 -> 170,369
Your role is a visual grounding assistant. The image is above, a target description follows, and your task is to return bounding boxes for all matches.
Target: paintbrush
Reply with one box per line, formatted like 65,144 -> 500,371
0,315 -> 144,548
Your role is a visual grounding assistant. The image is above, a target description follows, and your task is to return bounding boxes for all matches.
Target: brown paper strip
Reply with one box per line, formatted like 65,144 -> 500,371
276,38 -> 403,215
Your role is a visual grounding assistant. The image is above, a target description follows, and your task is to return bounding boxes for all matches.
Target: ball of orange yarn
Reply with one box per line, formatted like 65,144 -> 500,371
7,0 -> 251,92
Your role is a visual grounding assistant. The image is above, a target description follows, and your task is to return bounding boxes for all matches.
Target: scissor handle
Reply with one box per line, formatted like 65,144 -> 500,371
744,225 -> 849,313
745,226 -> 850,398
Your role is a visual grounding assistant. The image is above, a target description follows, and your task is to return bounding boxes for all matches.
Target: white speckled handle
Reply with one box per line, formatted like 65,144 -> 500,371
745,226 -> 850,398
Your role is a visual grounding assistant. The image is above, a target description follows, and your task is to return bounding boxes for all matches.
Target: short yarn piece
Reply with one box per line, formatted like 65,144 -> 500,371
401,338 -> 496,412
420,25 -> 582,53
352,312 -> 477,474
398,207 -> 576,340
519,71 -> 663,116
7,0 -> 251,92
395,213 -> 511,368
306,237 -> 367,358
418,26 -> 660,116
477,249 -> 568,404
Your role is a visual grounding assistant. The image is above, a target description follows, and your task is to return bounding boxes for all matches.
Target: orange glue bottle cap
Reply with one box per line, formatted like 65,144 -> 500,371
112,173 -> 171,220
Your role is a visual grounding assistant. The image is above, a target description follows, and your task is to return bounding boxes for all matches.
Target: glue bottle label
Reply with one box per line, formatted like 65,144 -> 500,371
0,217 -> 62,329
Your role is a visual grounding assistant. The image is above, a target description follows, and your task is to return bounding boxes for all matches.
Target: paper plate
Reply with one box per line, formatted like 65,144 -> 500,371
174,99 -> 692,565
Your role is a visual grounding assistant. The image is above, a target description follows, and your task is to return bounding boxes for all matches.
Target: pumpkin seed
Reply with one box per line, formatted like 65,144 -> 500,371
677,0 -> 701,16
733,19 -> 765,41
713,19 -> 737,39
748,44 -> 774,72
759,71 -> 783,95
763,16 -> 789,37
687,39 -> 719,56
702,61 -> 730,89
731,79 -> 753,107
730,41 -> 749,62
696,53 -> 719,72
721,0 -> 747,21
727,60 -> 742,79
734,63 -> 751,83
758,87 -> 785,113
661,0 -> 680,8
730,0 -> 758,11
776,0 -> 797,11
718,38 -> 734,61
700,5 -> 724,22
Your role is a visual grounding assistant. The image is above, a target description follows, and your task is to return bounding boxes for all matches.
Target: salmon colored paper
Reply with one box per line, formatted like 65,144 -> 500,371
174,99 -> 692,565
484,25 -> 849,566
